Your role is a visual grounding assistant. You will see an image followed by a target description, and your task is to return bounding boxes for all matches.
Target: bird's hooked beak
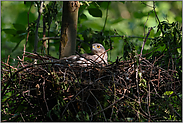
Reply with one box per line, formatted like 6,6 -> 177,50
91,45 -> 96,54
91,45 -> 97,54
92,45 -> 95,49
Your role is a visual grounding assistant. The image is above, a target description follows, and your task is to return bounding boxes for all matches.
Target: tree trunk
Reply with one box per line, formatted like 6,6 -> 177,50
59,1 -> 80,59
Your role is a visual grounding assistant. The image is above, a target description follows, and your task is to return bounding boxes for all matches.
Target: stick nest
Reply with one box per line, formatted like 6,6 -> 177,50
1,52 -> 181,121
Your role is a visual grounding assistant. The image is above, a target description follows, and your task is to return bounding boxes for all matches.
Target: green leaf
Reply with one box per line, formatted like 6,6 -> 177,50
92,2 -> 100,8
24,1 -> 34,7
120,1 -> 125,4
16,104 -> 25,112
163,91 -> 173,96
81,43 -> 90,53
98,1 -> 111,9
10,35 -> 25,52
88,8 -> 102,17
109,18 -> 124,24
86,112 -> 90,121
133,11 -> 146,18
15,11 -> 36,26
3,29 -> 17,35
2,92 -> 12,102
80,13 -> 87,20
47,110 -> 53,120
12,40 -> 23,52
13,23 -> 26,31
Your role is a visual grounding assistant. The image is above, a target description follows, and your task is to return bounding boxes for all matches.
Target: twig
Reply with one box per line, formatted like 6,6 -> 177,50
110,75 -> 116,121
141,2 -> 153,8
42,78 -> 50,113
42,6 -> 47,54
152,54 -> 164,65
102,2 -> 110,32
94,47 -> 113,65
61,86 -> 88,118
39,37 -> 60,41
39,35 -> 153,42
140,27 -> 153,57
89,90 -> 107,121
150,80 -> 161,97
153,2 -> 160,24
95,51 -> 108,65
135,63 -> 140,104
17,56 -> 25,67
20,113 -> 25,122
158,69 -> 161,90
48,2 -> 56,55
143,10 -> 153,38
89,91 -> 126,118
124,100 -> 150,120
22,3 -> 32,62
1,61 -> 17,71
110,35 -> 153,40
7,55 -> 10,64
147,80 -> 151,122
142,46 -> 160,57
34,1 -> 43,53
2,61 -> 66,96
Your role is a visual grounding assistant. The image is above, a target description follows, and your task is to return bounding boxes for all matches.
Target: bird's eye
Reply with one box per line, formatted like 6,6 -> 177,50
97,45 -> 100,48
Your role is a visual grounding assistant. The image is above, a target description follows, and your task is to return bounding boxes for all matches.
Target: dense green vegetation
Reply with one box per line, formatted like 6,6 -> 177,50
1,1 -> 182,122
2,1 -> 182,61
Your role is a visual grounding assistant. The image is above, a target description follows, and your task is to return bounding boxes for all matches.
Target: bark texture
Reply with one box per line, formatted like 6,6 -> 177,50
59,1 -> 80,59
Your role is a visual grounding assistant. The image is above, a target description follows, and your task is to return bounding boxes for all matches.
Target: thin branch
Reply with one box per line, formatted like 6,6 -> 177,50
110,35 -> 153,40
147,80 -> 151,122
42,78 -> 50,113
89,90 -> 126,118
140,27 -> 153,57
61,86 -> 88,118
102,2 -> 110,32
153,1 -> 160,24
22,3 -> 32,62
25,3 -> 33,48
42,4 -> 47,54
34,1 -> 44,53
1,61 -> 18,71
143,10 -> 153,38
20,113 -> 25,122
89,90 -> 107,121
39,37 -> 60,41
135,63 -> 140,104
39,35 -> 153,42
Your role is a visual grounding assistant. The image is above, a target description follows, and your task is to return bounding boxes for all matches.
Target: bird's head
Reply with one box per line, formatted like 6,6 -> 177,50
91,43 -> 106,55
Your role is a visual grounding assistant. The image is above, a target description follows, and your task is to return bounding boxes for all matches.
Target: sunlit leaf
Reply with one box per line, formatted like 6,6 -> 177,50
163,91 -> 173,96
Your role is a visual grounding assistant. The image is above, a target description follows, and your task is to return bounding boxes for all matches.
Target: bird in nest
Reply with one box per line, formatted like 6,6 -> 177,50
61,43 -> 108,67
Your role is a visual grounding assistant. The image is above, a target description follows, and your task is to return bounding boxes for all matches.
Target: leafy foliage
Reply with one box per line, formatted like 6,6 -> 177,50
150,21 -> 182,80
